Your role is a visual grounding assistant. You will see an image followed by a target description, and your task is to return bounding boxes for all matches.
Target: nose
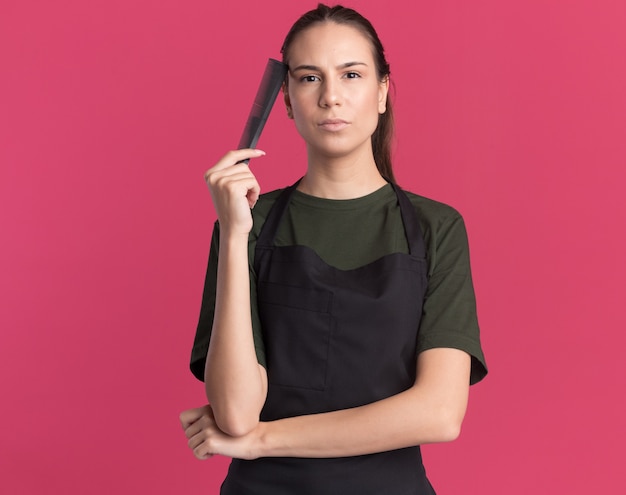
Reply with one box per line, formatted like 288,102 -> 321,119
319,79 -> 341,107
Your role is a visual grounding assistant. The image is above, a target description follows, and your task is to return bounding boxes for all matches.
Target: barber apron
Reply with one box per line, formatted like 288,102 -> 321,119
221,182 -> 435,495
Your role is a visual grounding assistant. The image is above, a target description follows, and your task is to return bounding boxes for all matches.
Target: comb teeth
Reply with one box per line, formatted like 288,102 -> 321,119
238,58 -> 289,151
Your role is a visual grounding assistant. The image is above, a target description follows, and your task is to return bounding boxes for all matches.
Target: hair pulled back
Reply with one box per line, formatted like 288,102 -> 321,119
281,4 -> 396,183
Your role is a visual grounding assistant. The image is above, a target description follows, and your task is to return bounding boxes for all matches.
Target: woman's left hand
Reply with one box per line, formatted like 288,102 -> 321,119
180,405 -> 262,461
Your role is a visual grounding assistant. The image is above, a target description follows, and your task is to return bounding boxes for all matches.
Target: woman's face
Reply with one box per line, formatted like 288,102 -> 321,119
284,22 -> 388,161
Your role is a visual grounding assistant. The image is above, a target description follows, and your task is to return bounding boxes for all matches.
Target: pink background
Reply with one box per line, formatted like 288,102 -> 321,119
2,0 -> 625,493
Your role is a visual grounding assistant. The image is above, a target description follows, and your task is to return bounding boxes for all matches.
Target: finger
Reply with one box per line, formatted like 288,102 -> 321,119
211,173 -> 261,205
204,167 -> 260,193
205,162 -> 254,182
188,430 -> 206,450
190,430 -> 218,460
187,422 -> 217,452
193,443 -> 214,460
179,409 -> 199,429
209,169 -> 258,189
247,185 -> 261,209
179,405 -> 209,429
184,416 -> 209,440
211,149 -> 265,174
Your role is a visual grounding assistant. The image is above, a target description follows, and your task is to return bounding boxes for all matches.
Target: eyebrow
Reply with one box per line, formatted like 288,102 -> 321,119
289,61 -> 368,73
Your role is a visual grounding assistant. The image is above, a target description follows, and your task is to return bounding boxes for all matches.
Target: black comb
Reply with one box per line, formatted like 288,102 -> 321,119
237,58 -> 288,164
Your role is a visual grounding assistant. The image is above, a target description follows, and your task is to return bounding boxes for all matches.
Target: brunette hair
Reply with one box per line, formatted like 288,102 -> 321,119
281,4 -> 396,183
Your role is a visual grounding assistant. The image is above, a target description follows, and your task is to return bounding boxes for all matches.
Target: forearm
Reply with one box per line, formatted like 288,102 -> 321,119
255,349 -> 470,458
257,391 -> 455,458
205,232 -> 267,436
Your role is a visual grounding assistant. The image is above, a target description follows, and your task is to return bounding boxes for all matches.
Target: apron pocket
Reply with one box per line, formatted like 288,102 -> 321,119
258,282 -> 333,391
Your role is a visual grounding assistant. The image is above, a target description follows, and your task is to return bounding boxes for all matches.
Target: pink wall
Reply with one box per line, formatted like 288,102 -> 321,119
2,0 -> 625,493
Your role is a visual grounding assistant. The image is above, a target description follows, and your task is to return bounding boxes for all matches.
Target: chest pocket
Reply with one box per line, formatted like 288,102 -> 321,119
257,281 -> 333,391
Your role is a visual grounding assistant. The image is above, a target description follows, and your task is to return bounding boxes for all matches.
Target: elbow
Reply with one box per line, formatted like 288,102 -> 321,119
213,408 -> 260,437
204,383 -> 265,437
437,417 -> 463,442
221,419 -> 259,438
429,406 -> 465,443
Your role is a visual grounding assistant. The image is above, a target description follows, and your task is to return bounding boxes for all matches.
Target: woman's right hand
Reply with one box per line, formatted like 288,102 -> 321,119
203,149 -> 265,236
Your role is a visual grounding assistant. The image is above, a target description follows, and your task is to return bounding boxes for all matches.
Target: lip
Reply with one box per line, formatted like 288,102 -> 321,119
318,119 -> 350,132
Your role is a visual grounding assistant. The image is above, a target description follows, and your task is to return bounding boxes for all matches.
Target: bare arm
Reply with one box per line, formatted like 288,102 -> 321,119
182,347 -> 471,459
202,149 -> 268,437
257,348 -> 470,457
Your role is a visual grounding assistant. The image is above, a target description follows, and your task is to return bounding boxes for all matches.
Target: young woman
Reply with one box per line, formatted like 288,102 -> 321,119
181,4 -> 487,494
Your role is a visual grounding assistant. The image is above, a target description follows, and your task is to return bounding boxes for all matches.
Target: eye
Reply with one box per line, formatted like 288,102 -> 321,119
344,71 -> 361,79
300,75 -> 320,83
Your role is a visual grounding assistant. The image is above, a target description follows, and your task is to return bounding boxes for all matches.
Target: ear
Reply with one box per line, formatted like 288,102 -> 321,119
283,82 -> 294,119
378,76 -> 389,114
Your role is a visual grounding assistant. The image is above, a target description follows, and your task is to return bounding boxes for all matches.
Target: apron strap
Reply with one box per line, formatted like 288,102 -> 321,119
255,179 -> 301,248
391,183 -> 426,258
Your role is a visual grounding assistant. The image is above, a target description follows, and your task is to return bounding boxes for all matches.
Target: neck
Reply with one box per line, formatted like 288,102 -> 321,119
299,148 -> 388,199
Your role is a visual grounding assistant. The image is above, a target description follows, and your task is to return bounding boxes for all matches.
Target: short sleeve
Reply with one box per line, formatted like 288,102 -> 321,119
189,222 -> 267,382
417,210 -> 488,385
